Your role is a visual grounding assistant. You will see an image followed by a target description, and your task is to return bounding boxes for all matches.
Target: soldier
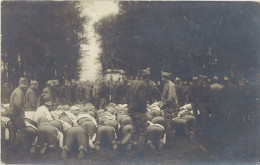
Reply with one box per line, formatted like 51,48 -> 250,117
75,81 -> 85,104
113,77 -> 123,104
198,75 -> 210,134
222,76 -> 234,133
42,80 -> 53,102
8,77 -> 28,152
126,68 -> 150,153
85,80 -> 93,104
175,77 -> 185,107
161,72 -> 179,143
51,80 -> 60,108
25,80 -> 39,111
182,81 -> 190,104
61,80 -> 72,105
209,76 -> 224,121
99,80 -> 110,109
147,80 -> 161,104
70,80 -> 77,105
108,75 -> 115,102
1,83 -> 10,104
189,77 -> 200,117
93,80 -> 102,109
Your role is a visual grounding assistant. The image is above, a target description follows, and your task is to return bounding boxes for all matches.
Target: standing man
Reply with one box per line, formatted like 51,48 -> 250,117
114,77 -> 122,104
84,80 -> 93,104
108,75 -> 114,102
161,72 -> 179,142
126,68 -> 150,153
8,77 -> 28,152
42,80 -> 53,102
25,80 -> 39,111
93,79 -> 102,109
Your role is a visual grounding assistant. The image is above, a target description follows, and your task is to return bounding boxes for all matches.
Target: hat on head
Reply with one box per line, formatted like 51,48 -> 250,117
199,74 -> 207,81
192,77 -> 199,81
30,80 -> 38,86
223,76 -> 230,81
161,71 -> 172,78
175,77 -> 181,81
46,80 -> 52,86
213,76 -> 219,83
141,67 -> 150,77
19,77 -> 28,85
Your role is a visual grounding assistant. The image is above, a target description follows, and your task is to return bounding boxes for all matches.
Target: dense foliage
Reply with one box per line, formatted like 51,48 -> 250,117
96,2 -> 260,82
2,1 -> 87,89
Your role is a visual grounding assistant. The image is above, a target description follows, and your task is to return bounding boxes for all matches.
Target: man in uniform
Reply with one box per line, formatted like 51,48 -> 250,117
84,80 -> 93,104
8,77 -> 28,152
42,80 -> 53,102
126,68 -> 150,153
25,80 -> 39,111
161,72 -> 179,142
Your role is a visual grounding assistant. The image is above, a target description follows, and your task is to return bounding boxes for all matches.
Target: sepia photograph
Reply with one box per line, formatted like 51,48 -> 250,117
1,1 -> 260,164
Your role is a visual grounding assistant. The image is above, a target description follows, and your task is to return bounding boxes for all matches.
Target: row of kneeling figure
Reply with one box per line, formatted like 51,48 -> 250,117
1,104 -> 197,160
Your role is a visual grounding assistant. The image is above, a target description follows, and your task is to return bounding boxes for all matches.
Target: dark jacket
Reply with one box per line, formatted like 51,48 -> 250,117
9,87 -> 26,116
25,87 -> 38,111
126,80 -> 148,113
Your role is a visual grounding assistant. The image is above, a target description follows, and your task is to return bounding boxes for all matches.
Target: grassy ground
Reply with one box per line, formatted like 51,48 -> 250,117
2,130 -> 259,165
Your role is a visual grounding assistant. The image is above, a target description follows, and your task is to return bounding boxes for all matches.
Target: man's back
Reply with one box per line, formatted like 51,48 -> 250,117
9,87 -> 25,116
127,80 -> 147,113
25,87 -> 37,111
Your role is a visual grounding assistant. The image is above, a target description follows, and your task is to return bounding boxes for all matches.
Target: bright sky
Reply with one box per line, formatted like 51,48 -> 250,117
79,1 -> 119,82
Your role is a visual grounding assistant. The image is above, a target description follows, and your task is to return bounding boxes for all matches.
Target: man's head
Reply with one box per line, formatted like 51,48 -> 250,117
175,77 -> 181,85
30,80 -> 39,90
141,68 -> 150,83
19,77 -> 28,91
46,80 -> 53,87
191,76 -> 199,85
212,76 -> 219,84
161,71 -> 172,83
223,76 -> 231,86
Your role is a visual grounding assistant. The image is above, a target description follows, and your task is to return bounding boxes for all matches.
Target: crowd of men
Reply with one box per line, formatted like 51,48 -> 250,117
1,71 -> 258,160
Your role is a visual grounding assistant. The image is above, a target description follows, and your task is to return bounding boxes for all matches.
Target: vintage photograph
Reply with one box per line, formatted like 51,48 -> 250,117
1,1 -> 259,164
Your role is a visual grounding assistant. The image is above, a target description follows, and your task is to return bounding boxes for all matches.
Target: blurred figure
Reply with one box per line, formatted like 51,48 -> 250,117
42,80 -> 53,102
93,80 -> 102,109
99,80 -> 110,109
182,81 -> 190,104
8,77 -> 28,152
51,80 -> 60,108
84,80 -> 93,104
161,72 -> 178,142
75,81 -> 85,104
70,80 -> 77,105
175,77 -> 185,107
25,80 -> 39,111
1,83 -> 10,104
113,77 -> 123,104
126,68 -> 150,153
108,75 -> 114,102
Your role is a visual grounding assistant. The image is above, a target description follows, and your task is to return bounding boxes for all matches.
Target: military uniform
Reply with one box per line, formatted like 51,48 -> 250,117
126,80 -> 149,151
25,81 -> 38,111
8,78 -> 28,151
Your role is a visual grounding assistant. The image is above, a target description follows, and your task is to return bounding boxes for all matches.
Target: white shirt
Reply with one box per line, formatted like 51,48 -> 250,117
33,105 -> 53,122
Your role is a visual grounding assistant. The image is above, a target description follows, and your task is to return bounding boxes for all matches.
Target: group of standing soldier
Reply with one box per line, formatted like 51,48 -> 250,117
3,71 -> 258,155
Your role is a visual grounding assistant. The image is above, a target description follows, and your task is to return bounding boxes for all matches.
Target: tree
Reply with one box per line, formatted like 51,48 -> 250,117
96,2 -> 260,82
1,1 -> 87,90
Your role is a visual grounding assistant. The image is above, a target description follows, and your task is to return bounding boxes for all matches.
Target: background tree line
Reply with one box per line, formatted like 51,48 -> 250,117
96,2 -> 260,82
1,1 -> 87,90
